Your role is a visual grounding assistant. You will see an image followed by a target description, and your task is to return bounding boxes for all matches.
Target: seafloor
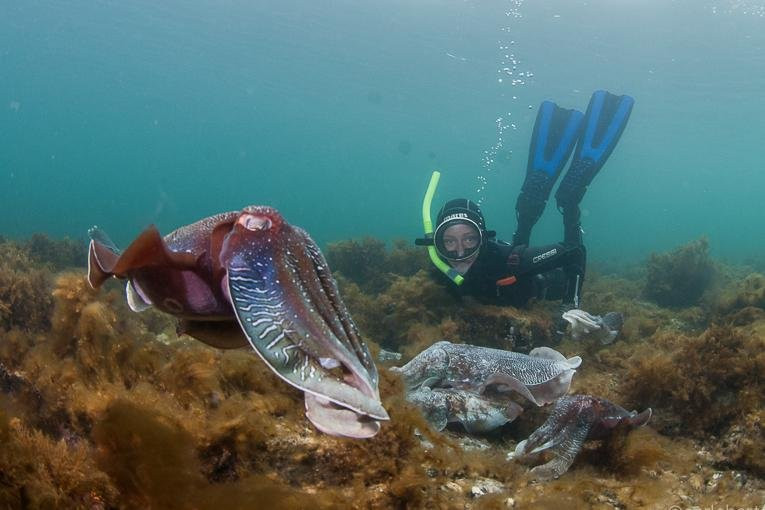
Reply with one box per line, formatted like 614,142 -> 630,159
0,234 -> 763,509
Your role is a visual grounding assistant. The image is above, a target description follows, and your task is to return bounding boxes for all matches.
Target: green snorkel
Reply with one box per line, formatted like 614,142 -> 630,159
420,171 -> 465,285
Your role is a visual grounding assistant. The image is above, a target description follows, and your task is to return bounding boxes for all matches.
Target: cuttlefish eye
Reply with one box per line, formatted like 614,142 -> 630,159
238,214 -> 272,231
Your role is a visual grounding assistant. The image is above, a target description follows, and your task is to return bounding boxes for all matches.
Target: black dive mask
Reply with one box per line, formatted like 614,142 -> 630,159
433,217 -> 483,262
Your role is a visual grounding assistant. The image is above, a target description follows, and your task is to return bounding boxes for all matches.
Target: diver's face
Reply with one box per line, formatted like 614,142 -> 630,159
442,223 -> 480,258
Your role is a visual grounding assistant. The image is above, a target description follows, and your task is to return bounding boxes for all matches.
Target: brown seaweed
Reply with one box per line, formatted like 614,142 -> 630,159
0,234 -> 763,508
23,233 -> 87,271
0,241 -> 54,332
326,237 -> 430,294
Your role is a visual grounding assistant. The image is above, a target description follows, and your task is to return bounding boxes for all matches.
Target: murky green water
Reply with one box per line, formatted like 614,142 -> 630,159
2,0 -> 763,263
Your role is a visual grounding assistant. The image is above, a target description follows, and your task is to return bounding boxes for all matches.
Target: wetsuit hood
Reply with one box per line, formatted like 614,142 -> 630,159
436,199 -> 487,232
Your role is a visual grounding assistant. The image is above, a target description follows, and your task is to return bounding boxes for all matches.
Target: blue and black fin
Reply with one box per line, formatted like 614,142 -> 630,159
513,101 -> 584,246
555,90 -> 634,211
554,90 -> 634,245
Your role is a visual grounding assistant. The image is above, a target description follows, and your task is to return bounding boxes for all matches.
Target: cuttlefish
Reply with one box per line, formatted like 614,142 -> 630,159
406,386 -> 523,434
561,309 -> 624,345
391,341 -> 581,407
510,394 -> 652,480
87,205 -> 388,438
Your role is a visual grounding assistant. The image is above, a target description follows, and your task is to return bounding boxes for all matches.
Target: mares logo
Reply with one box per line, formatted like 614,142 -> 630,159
442,213 -> 468,223
532,248 -> 557,264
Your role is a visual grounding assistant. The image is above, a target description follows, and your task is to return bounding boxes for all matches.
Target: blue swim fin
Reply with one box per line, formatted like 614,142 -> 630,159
527,101 -> 584,185
555,90 -> 634,211
513,101 -> 584,246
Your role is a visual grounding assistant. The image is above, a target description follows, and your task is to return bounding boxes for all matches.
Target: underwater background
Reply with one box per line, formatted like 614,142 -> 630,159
2,0 -> 764,264
2,1 -> 765,509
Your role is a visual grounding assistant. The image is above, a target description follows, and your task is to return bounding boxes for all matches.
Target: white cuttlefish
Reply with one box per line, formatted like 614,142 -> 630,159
561,309 -> 624,345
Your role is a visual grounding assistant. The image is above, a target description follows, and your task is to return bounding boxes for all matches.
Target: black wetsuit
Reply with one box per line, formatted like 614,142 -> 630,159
439,239 -> 585,308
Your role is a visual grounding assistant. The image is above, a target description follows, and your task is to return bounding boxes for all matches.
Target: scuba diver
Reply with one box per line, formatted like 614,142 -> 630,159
415,90 -> 634,339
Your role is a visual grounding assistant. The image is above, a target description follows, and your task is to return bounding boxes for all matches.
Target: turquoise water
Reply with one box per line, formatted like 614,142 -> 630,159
2,0 -> 764,264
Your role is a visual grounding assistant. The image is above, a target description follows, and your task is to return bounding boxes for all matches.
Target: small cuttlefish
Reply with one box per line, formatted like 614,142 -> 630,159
562,309 -> 624,345
509,394 -> 652,480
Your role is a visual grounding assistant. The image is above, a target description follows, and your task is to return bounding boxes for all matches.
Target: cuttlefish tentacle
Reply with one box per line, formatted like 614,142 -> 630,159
511,394 -> 652,480
528,421 -> 591,481
389,341 -> 451,391
291,227 -> 379,392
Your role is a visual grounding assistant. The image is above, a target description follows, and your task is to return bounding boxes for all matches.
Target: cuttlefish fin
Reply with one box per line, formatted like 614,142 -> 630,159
481,373 -> 541,406
125,280 -> 152,312
527,370 -> 577,406
88,226 -> 121,254
87,225 -> 197,289
87,227 -> 121,289
524,347 -> 581,405
529,347 -> 582,369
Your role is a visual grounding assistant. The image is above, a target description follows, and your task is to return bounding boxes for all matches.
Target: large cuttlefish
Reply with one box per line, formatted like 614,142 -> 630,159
391,341 -> 581,433
87,205 -> 389,438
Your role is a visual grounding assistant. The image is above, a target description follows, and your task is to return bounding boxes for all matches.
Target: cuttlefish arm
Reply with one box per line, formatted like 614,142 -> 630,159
389,341 -> 451,390
510,395 -> 652,480
220,207 -> 388,438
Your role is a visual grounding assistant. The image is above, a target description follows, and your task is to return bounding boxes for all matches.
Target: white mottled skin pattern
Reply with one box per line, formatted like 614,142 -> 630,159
391,340 -> 581,406
406,386 -> 523,432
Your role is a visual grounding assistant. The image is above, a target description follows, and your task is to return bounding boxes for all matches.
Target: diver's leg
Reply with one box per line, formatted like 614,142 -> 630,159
562,206 -> 583,247
513,101 -> 583,247
555,90 -> 634,246
561,245 -> 586,308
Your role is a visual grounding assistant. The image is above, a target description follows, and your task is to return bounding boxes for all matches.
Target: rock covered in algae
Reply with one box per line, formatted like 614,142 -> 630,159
715,272 -> 765,314
0,240 -> 55,332
326,237 -> 430,294
643,237 -> 714,307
